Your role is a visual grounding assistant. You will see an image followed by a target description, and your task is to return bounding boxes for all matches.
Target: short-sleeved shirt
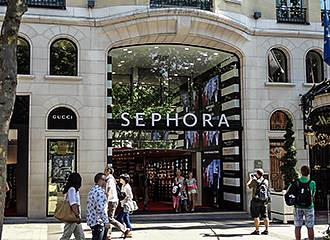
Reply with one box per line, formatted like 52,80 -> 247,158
66,187 -> 81,217
291,177 -> 316,209
248,177 -> 269,198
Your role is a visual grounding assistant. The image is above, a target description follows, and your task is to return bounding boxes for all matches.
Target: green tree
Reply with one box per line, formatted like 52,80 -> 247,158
0,0 -> 27,237
280,118 -> 298,188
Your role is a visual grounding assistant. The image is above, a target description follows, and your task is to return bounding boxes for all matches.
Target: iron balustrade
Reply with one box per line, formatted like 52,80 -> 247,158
276,6 -> 307,24
0,0 -> 65,9
150,0 -> 212,11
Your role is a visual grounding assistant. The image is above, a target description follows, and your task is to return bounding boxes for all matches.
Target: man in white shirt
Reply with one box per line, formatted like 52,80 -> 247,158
105,168 -> 129,239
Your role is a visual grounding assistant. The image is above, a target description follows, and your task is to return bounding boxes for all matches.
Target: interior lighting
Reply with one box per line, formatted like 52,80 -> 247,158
120,60 -> 125,63
112,72 -> 116,74
154,46 -> 159,49
128,51 -> 132,54
190,63 -> 194,66
185,48 -> 190,51
123,49 -> 128,51
197,58 -> 202,61
118,64 -> 122,67
213,53 -> 219,56
174,74 -> 178,76
184,67 -> 189,69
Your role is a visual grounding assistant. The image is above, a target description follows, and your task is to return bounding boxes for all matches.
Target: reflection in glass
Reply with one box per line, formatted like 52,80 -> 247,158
268,49 -> 288,82
306,50 -> 323,83
50,39 -> 77,76
17,37 -> 30,75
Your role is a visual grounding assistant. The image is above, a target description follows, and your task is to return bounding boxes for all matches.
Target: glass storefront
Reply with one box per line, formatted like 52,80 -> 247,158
47,139 -> 77,215
109,44 -> 243,211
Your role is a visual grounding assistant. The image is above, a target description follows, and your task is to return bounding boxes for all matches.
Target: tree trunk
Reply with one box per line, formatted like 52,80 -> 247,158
0,0 -> 27,238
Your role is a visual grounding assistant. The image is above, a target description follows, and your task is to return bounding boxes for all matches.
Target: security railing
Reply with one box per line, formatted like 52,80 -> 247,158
321,10 -> 330,25
276,6 -> 307,24
150,0 -> 212,11
0,0 -> 65,9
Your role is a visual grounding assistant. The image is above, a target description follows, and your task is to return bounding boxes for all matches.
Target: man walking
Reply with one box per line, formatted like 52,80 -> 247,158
104,167 -> 130,239
247,169 -> 270,235
86,173 -> 110,240
292,165 -> 316,240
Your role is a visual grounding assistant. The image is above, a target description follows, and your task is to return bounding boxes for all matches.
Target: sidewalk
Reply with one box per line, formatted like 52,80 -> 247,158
3,212 -> 329,240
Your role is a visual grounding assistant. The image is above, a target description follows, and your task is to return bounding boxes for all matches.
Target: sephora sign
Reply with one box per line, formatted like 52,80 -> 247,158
108,112 -> 240,130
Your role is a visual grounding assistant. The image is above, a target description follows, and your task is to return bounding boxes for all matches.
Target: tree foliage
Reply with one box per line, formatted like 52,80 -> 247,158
280,118 -> 298,189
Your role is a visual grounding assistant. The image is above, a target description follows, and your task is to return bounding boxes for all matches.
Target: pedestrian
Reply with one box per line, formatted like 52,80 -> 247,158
247,169 -> 270,235
86,173 -> 110,240
186,171 -> 198,212
60,173 -> 85,240
104,168 -> 130,240
116,174 -> 134,238
180,183 -> 189,212
291,165 -> 316,240
172,170 -> 185,212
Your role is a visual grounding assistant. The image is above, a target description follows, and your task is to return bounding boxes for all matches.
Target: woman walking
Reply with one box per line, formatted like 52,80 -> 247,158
172,170 -> 185,212
186,171 -> 198,212
60,172 -> 85,240
116,174 -> 133,238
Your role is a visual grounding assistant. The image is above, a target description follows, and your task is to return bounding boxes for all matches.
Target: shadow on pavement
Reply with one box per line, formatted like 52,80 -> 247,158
203,233 -> 251,237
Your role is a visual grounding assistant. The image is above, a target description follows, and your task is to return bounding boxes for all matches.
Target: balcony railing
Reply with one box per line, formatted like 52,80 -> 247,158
150,0 -> 212,11
0,0 -> 65,9
276,6 -> 308,24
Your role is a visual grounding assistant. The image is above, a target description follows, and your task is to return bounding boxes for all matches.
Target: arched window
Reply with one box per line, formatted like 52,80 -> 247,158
268,48 -> 288,83
270,110 -> 289,130
17,37 -> 30,75
306,50 -> 324,84
50,39 -> 77,76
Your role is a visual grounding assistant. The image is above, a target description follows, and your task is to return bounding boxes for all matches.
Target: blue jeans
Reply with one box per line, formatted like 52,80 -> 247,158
91,225 -> 108,240
117,211 -> 133,230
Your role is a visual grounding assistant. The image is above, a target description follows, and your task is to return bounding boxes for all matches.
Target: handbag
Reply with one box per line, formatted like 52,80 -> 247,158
54,200 -> 79,223
123,200 -> 139,213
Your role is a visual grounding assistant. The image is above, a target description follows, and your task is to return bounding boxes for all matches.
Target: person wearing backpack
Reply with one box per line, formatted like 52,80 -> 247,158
247,169 -> 270,235
291,165 -> 316,240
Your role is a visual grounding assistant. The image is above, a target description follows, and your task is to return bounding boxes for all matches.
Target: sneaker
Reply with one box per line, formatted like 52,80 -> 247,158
261,230 -> 269,235
251,230 -> 260,235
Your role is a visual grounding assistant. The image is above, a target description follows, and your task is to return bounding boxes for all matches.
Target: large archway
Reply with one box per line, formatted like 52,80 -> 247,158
106,43 -> 243,212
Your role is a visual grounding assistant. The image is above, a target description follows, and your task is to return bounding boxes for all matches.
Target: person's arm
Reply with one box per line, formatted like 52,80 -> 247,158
96,191 -> 109,225
126,185 -> 133,200
247,178 -> 257,189
67,188 -> 80,218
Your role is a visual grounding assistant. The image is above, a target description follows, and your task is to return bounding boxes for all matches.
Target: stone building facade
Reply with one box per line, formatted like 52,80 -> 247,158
1,0 -> 327,218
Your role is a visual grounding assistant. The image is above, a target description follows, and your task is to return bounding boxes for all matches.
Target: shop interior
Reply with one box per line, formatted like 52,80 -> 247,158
110,45 -> 242,212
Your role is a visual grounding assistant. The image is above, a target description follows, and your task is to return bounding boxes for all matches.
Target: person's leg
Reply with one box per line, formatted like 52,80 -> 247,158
188,193 -> 192,211
91,225 -> 104,240
60,223 -> 75,240
254,218 -> 260,231
294,208 -> 304,240
305,208 -> 315,240
108,202 -> 126,233
192,193 -> 196,211
295,227 -> 302,240
123,212 -> 133,230
172,196 -> 176,209
73,223 -> 85,240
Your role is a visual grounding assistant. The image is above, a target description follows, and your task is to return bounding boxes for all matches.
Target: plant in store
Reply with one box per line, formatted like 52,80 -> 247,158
280,118 -> 298,189
0,0 -> 27,237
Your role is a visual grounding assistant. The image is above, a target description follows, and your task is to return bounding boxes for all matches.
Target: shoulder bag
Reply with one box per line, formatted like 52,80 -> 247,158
54,200 -> 79,223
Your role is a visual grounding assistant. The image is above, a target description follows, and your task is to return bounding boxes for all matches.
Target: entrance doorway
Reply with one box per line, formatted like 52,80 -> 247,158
6,96 -> 29,217
108,44 -> 243,211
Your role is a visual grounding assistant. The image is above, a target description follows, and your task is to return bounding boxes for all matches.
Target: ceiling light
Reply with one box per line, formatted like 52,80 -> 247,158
112,72 -> 116,74
123,49 -> 128,51
184,67 -> 189,69
128,51 -> 132,54
185,48 -> 189,51
213,53 -> 219,56
120,60 -> 125,63
190,63 -> 194,66
154,46 -> 159,49
119,81 -> 123,84
174,74 -> 178,76
197,58 -> 202,61
118,64 -> 122,67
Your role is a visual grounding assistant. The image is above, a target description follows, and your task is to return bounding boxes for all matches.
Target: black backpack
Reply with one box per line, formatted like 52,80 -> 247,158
285,179 -> 312,207
295,180 -> 312,207
255,179 -> 270,202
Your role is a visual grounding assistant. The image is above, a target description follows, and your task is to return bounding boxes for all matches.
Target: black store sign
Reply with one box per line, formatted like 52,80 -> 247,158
308,105 -> 330,134
48,107 -> 77,130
